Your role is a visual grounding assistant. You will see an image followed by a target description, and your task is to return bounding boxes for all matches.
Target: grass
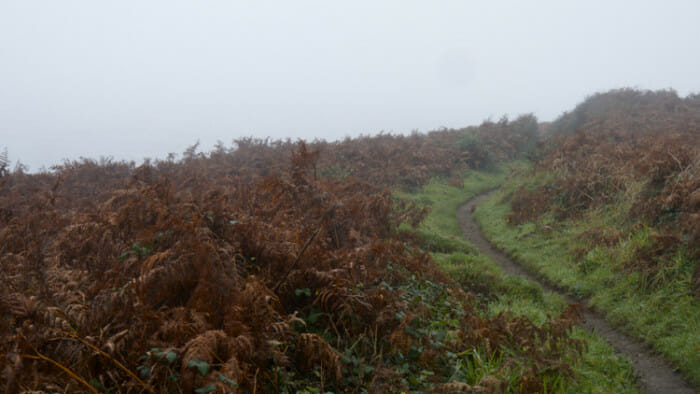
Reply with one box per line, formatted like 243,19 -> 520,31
473,171 -> 700,387
399,163 -> 639,392
394,164 -> 509,254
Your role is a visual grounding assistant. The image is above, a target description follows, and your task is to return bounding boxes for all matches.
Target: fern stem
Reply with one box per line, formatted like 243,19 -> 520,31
22,353 -> 98,393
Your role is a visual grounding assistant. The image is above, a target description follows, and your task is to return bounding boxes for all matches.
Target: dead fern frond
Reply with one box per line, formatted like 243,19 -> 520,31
20,337 -> 99,394
296,333 -> 342,382
180,330 -> 239,392
61,334 -> 155,393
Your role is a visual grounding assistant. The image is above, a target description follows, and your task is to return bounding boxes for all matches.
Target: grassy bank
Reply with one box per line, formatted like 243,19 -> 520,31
398,164 -> 638,392
473,171 -> 700,387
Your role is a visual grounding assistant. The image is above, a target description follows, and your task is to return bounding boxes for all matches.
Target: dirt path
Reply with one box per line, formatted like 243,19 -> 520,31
457,191 -> 696,394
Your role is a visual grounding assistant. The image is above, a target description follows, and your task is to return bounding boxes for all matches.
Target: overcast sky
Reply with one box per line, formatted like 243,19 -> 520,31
2,1 -> 699,171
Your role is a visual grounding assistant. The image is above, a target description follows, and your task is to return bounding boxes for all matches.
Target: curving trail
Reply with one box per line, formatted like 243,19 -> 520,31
457,191 -> 695,394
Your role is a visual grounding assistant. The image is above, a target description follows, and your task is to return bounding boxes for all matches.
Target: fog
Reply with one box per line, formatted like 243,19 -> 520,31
2,0 -> 699,171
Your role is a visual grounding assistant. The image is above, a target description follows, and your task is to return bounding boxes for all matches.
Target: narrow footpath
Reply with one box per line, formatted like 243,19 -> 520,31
457,191 -> 695,394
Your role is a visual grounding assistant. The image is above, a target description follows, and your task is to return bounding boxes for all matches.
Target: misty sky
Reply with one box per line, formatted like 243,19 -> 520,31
2,1 -> 699,171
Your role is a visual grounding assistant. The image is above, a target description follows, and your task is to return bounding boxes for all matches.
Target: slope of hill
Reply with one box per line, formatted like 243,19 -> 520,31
0,113 -> 636,392
2,88 -> 697,391
475,89 -> 700,386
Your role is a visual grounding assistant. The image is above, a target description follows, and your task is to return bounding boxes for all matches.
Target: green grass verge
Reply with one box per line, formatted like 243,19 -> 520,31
394,164 -> 509,254
473,173 -> 700,387
399,164 -> 638,392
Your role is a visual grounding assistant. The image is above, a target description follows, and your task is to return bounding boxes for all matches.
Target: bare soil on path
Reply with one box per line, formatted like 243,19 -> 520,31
457,191 -> 696,394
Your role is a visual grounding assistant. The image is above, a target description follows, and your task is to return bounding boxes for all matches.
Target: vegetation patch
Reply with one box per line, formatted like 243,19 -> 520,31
402,169 -> 638,392
2,88 -> 692,391
473,89 -> 700,386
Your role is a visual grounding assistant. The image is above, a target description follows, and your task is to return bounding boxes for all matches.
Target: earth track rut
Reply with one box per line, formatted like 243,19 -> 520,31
457,191 -> 696,394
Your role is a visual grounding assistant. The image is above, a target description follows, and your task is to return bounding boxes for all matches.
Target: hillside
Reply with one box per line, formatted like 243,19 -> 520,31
1,89 -> 698,392
475,89 -> 700,387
